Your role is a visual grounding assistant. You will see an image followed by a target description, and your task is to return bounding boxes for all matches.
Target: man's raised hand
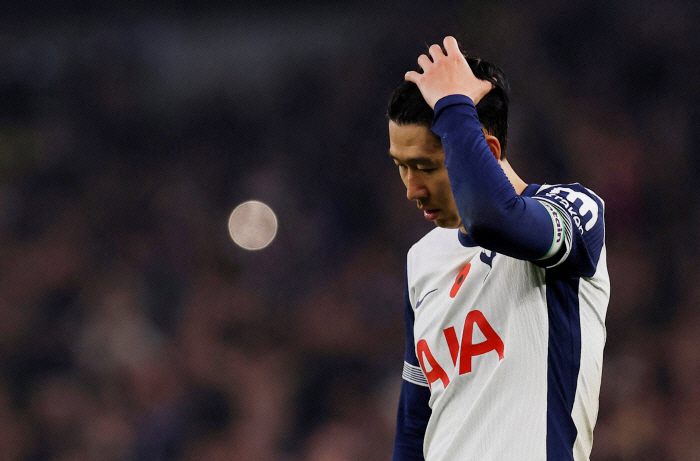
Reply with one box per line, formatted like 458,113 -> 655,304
404,36 -> 493,109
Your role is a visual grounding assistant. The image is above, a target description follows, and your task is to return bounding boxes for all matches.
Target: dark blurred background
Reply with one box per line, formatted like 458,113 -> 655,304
1,1 -> 699,460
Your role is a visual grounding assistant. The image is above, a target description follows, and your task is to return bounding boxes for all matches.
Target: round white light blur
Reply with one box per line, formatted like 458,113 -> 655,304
228,200 -> 278,250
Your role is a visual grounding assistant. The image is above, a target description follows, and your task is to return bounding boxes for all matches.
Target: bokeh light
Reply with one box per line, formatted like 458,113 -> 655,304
228,200 -> 278,250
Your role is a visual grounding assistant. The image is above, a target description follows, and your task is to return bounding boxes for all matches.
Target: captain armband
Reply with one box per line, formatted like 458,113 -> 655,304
539,201 -> 567,260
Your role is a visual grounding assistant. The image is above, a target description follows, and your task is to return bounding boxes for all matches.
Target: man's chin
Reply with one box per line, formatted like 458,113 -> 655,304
434,218 -> 461,229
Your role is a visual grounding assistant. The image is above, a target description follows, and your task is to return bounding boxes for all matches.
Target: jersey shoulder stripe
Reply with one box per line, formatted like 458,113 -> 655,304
403,361 -> 429,387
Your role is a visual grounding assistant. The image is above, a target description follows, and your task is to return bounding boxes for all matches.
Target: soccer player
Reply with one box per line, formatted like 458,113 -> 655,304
388,37 -> 610,460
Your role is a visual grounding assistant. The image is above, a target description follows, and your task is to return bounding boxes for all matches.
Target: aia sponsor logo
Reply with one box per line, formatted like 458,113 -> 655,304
416,310 -> 504,389
420,253 -> 504,390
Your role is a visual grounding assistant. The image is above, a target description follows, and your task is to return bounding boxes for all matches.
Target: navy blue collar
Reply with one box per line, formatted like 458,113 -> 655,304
458,229 -> 476,247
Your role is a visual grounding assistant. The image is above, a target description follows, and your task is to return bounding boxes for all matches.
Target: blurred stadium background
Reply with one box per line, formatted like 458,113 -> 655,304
1,1 -> 699,459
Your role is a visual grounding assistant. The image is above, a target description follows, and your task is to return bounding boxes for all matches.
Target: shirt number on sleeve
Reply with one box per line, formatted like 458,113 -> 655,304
545,187 -> 598,232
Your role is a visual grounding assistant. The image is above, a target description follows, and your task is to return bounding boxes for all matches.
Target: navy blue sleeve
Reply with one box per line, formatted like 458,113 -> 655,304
392,273 -> 430,461
393,382 -> 431,461
431,95 -> 556,261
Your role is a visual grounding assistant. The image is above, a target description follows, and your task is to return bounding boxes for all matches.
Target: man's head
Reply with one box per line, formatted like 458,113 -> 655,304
387,55 -> 509,230
388,55 -> 510,156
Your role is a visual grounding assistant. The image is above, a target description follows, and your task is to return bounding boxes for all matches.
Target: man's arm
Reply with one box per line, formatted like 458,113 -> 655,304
393,381 -> 430,461
406,37 -> 605,272
393,274 -> 430,461
432,95 -> 559,261
406,37 -> 560,261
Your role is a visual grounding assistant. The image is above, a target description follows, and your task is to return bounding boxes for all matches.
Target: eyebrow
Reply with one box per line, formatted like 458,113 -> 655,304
388,151 -> 437,165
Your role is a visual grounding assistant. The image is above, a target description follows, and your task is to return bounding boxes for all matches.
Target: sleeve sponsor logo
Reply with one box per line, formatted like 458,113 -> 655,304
544,187 -> 599,233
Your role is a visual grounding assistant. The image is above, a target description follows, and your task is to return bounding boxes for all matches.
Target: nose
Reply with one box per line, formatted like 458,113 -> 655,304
405,170 -> 428,201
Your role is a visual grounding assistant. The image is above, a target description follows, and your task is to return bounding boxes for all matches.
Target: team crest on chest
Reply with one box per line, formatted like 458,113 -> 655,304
480,250 -> 496,280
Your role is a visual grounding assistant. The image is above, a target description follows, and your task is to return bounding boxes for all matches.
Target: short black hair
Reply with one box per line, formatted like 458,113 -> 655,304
387,56 -> 510,157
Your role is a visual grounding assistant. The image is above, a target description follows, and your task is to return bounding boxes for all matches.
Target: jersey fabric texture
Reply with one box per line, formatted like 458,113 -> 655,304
392,96 -> 610,461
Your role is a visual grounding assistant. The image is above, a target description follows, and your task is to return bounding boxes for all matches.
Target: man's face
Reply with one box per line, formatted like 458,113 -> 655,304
389,121 -> 461,229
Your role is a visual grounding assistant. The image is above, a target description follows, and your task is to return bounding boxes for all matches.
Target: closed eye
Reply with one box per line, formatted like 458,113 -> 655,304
392,158 -> 436,173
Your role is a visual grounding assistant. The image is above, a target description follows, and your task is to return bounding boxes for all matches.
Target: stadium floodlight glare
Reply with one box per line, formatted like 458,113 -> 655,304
228,200 -> 278,250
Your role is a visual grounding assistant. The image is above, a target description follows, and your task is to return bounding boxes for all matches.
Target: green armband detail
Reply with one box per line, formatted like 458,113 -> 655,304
539,202 -> 566,260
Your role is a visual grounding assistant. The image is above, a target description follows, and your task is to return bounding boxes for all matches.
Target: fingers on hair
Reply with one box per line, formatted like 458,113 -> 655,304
443,36 -> 460,55
428,44 -> 444,61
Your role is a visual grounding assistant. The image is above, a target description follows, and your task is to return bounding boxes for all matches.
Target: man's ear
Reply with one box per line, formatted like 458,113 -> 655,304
484,134 -> 502,161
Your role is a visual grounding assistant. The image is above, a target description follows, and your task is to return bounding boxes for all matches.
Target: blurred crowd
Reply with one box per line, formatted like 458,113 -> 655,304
1,1 -> 699,460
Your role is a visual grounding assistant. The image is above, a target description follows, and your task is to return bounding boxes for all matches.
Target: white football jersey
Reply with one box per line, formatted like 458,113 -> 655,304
402,184 -> 610,460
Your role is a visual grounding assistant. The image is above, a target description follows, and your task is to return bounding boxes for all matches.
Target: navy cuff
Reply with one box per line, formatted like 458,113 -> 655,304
433,94 -> 477,120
